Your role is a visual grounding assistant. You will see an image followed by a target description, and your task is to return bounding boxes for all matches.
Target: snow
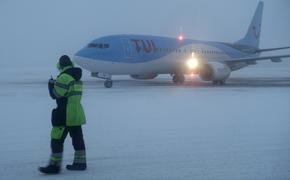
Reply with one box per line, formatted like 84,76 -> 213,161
1,66 -> 290,180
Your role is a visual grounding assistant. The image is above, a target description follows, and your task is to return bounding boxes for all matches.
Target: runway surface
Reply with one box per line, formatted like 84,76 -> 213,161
0,67 -> 290,180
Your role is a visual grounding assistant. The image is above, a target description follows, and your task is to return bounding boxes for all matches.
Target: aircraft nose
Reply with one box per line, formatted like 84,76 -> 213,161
72,51 -> 95,72
73,46 -> 104,72
73,54 -> 83,67
73,47 -> 97,66
73,47 -> 91,67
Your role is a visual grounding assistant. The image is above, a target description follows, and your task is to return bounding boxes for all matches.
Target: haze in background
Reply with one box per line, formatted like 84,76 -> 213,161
0,0 -> 289,70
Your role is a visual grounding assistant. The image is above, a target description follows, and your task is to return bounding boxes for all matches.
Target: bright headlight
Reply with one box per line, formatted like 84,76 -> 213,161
186,58 -> 199,70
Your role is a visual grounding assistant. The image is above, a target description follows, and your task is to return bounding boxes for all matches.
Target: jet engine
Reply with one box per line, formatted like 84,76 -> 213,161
130,74 -> 158,80
199,62 -> 231,83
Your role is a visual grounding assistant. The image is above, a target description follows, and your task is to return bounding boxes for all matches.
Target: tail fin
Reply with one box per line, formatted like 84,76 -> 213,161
236,2 -> 264,48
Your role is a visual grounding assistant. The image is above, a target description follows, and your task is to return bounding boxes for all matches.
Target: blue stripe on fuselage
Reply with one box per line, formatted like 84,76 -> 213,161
75,35 -> 247,63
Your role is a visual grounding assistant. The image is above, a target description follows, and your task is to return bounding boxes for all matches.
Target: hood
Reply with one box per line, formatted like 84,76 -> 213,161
63,67 -> 82,81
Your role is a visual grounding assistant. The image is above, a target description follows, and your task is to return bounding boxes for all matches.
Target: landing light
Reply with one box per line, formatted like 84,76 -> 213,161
186,58 -> 199,69
186,53 -> 199,70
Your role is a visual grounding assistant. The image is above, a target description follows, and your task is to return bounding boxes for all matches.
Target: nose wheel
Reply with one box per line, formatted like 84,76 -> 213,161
91,72 -> 113,88
104,80 -> 113,88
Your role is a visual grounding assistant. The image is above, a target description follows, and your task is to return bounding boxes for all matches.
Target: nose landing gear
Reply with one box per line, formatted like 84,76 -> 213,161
91,72 -> 113,88
104,80 -> 113,88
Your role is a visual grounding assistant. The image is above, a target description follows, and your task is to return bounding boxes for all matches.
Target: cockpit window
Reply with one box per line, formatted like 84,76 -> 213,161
87,43 -> 110,49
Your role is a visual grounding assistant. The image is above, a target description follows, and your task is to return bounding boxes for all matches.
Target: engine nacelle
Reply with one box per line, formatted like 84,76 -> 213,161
199,62 -> 231,81
130,74 -> 158,80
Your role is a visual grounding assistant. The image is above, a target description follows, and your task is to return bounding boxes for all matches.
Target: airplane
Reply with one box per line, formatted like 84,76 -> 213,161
73,1 -> 290,88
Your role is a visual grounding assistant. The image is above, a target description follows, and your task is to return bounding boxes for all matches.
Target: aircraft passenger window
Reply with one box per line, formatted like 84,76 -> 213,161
103,44 -> 109,48
87,43 -> 110,49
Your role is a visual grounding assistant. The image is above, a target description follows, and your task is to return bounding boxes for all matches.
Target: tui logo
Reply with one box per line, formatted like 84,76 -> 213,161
131,39 -> 156,53
252,24 -> 261,39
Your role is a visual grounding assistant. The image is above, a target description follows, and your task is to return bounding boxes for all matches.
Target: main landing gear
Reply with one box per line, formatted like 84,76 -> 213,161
212,80 -> 226,85
172,74 -> 185,84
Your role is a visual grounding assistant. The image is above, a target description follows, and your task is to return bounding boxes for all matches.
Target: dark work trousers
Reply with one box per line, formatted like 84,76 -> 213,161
51,126 -> 86,153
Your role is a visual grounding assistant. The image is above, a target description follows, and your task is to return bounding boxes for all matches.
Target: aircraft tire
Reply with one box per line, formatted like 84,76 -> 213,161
104,80 -> 113,88
212,80 -> 226,85
173,74 -> 185,84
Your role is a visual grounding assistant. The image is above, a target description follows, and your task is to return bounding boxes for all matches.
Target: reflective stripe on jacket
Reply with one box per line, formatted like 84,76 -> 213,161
53,70 -> 86,126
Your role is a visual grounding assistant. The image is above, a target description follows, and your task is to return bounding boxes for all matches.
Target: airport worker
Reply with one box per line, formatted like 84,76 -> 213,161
39,55 -> 87,174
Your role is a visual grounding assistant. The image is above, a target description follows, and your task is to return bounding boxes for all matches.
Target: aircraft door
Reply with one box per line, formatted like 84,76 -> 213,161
121,38 -> 133,59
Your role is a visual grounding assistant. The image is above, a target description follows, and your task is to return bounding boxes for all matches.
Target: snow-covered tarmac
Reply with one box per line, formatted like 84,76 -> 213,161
1,67 -> 290,180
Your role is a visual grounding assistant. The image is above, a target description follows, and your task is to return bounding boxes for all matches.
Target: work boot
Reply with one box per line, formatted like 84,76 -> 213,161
39,153 -> 62,174
39,165 -> 60,174
66,150 -> 86,171
66,163 -> 87,171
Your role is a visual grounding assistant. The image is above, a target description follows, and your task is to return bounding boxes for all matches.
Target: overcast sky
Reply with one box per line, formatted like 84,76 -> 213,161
0,0 -> 289,69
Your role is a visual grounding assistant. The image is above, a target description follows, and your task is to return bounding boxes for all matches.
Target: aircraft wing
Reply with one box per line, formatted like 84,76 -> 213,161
224,54 -> 290,63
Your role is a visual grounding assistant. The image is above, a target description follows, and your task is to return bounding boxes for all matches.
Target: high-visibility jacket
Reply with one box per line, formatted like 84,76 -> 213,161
51,66 -> 86,126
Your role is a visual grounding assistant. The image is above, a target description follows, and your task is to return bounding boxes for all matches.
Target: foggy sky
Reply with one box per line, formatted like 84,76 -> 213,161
0,0 -> 289,69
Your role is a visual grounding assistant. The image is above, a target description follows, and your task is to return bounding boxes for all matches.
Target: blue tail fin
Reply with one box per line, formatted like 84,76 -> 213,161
236,2 -> 264,48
